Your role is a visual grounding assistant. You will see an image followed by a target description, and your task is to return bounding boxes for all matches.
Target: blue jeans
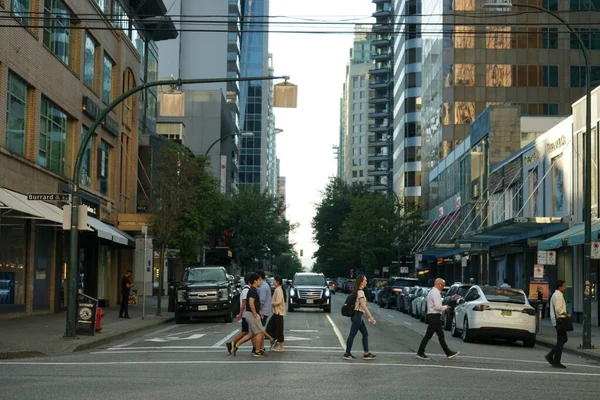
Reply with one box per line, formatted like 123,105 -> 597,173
346,312 -> 369,354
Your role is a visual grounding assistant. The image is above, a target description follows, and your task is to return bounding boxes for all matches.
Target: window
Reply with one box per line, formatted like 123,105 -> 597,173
43,0 -> 72,65
404,171 -> 421,187
570,66 -> 600,88
353,103 -> 359,111
542,103 -> 559,116
12,0 -> 30,25
353,114 -> 360,123
5,73 -> 28,156
571,28 -> 600,50
406,48 -> 421,64
541,28 -> 558,49
486,64 -> 512,87
353,76 -> 359,88
93,0 -> 107,13
359,158 -> 366,166
454,0 -> 474,10
455,64 -> 475,86
542,0 -> 558,9
84,33 -> 97,89
407,72 -> 421,88
80,125 -> 92,187
102,55 -> 113,104
405,97 -> 421,113
405,122 -> 421,138
570,0 -> 600,9
352,92 -> 358,100
360,76 -> 366,87
99,140 -> 110,195
360,91 -> 366,99
353,137 -> 360,145
39,97 -> 67,175
486,27 -> 510,49
455,26 -> 475,48
455,102 -> 475,124
112,0 -> 129,32
543,65 -> 558,87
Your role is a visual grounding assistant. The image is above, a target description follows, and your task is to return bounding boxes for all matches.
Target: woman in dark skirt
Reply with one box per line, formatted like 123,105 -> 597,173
267,275 -> 286,352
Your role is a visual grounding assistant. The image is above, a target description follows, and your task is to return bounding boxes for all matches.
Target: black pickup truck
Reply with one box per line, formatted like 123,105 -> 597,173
174,266 -> 235,324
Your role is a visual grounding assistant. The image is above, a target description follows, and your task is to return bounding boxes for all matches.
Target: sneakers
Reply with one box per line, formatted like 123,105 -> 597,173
231,342 -> 238,357
363,352 -> 376,360
343,353 -> 356,360
416,353 -> 431,360
553,362 -> 567,369
226,342 -> 232,355
544,354 -> 554,366
269,339 -> 278,351
252,350 -> 268,358
447,351 -> 460,359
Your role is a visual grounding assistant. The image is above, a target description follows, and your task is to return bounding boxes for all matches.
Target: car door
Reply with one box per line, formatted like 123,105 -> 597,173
459,287 -> 480,325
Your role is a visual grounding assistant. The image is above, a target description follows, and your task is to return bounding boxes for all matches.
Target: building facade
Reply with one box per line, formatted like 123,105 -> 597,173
0,0 -> 174,316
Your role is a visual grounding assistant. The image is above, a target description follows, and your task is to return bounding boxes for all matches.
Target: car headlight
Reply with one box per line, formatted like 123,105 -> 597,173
219,288 -> 228,298
290,288 -> 295,297
177,290 -> 186,302
325,288 -> 330,297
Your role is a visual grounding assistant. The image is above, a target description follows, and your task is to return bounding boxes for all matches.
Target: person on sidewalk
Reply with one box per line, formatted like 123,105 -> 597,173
545,280 -> 570,369
256,269 -> 272,352
500,279 -> 511,289
119,270 -> 134,319
416,278 -> 459,360
266,275 -> 286,352
226,274 -> 251,355
343,275 -> 376,361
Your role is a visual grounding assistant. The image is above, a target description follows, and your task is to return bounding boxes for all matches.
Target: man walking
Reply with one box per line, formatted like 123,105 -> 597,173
256,270 -> 273,352
416,278 -> 459,360
226,274 -> 250,355
545,280 -> 570,369
119,270 -> 134,319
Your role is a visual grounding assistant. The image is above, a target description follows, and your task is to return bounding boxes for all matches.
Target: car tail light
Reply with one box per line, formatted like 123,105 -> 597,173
472,304 -> 491,311
451,295 -> 463,301
522,308 -> 536,316
392,288 -> 402,293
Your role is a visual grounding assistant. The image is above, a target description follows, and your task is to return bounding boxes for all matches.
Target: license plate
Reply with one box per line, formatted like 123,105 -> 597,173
306,299 -> 314,304
198,305 -> 208,311
501,310 -> 512,317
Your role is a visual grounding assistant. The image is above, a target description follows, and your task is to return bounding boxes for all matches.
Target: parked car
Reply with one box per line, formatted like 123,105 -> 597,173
288,272 -> 331,313
336,278 -> 348,292
404,286 -> 421,316
342,279 -> 355,294
451,285 -> 536,347
412,287 -> 430,320
365,278 -> 388,302
395,286 -> 411,312
378,277 -> 420,309
441,283 -> 473,330
326,280 -> 337,294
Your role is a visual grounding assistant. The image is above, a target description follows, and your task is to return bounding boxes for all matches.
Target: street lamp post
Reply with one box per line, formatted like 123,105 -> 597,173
205,131 -> 254,155
65,75 -> 289,337
483,1 -> 593,349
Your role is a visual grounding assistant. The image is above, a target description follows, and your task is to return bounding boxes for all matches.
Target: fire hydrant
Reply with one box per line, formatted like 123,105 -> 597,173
96,307 -> 105,332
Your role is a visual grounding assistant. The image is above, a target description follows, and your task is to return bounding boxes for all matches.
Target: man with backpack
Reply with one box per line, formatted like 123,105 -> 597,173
226,274 -> 251,355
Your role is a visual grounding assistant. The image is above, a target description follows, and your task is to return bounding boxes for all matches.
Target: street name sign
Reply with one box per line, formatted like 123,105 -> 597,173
27,193 -> 70,201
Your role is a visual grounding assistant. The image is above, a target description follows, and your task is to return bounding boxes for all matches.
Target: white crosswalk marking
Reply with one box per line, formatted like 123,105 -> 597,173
146,334 -> 205,343
211,329 -> 240,348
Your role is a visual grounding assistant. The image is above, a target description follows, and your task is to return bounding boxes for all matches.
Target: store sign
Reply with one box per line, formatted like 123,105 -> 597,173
461,257 -> 467,267
400,267 -> 409,273
534,264 -> 544,278
546,135 -> 566,154
82,96 -> 119,137
382,266 -> 389,272
546,250 -> 556,265
537,250 -> 547,265
525,150 -> 542,166
592,242 -> 600,259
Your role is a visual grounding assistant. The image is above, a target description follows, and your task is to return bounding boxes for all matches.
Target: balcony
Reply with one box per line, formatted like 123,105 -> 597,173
368,140 -> 389,148
368,124 -> 390,133
372,52 -> 391,62
368,169 -> 389,177
372,0 -> 388,3
368,96 -> 389,105
369,79 -> 389,90
372,24 -> 392,34
368,153 -> 389,162
368,110 -> 390,119
372,38 -> 391,48
369,67 -> 390,76
372,9 -> 392,18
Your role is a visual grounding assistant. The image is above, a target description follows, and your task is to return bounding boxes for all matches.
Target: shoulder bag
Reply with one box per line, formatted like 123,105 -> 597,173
553,296 -> 574,332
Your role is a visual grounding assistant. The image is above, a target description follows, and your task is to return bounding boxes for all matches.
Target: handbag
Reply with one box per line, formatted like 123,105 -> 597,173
553,297 -> 574,332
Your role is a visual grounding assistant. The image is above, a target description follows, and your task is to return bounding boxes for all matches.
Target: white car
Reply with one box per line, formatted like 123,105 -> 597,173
451,285 -> 536,347
412,288 -> 429,320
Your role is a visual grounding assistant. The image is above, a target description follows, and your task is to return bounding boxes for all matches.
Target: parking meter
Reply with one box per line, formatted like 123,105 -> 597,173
536,288 -> 543,334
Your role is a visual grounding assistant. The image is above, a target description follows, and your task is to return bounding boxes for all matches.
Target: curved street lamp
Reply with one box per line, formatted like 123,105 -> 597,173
205,131 -> 254,155
483,1 -> 593,349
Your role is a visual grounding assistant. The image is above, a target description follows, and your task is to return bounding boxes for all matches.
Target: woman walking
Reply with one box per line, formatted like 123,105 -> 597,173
267,275 -> 286,352
344,275 -> 376,360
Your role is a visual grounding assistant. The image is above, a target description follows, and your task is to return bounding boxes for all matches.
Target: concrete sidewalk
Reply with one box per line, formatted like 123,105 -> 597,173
0,296 -> 173,359
536,317 -> 600,362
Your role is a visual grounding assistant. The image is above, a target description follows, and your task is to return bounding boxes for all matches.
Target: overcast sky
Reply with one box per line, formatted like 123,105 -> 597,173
269,0 -> 374,270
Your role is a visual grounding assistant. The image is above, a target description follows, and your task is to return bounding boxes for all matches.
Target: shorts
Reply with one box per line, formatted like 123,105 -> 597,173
246,314 -> 266,335
261,316 -> 268,327
241,318 -> 249,333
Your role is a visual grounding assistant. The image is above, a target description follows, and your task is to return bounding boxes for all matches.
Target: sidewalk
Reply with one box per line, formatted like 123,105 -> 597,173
536,317 -> 600,362
0,296 -> 173,359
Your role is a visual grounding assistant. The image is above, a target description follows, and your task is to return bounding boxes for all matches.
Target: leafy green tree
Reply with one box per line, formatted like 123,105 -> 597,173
272,251 -> 303,279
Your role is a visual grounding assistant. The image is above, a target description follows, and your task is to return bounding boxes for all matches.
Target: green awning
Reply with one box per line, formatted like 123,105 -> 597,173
538,219 -> 600,249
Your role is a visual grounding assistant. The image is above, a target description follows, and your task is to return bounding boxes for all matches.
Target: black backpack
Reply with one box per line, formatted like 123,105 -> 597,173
341,294 -> 357,317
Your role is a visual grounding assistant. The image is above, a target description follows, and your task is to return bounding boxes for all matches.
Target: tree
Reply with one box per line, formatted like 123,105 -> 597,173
272,251 -> 303,279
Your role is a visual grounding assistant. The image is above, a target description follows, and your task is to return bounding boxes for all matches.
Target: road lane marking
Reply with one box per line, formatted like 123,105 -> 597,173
2,360 -> 599,376
289,329 -> 319,332
211,329 -> 239,348
387,314 -> 394,318
284,336 -> 313,342
325,313 -> 346,349
404,322 -> 412,326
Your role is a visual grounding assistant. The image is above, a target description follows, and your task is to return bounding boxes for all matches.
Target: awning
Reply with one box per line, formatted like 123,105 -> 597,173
457,217 -> 569,247
87,217 -> 134,246
421,244 -> 473,258
538,219 -> 600,250
0,188 -> 63,224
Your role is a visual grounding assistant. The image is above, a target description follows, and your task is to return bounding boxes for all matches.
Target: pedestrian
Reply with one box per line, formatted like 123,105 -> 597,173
416,278 -> 459,360
343,275 -> 376,360
231,273 -> 275,358
256,269 -> 272,352
226,274 -> 251,355
469,277 -> 476,284
266,275 -> 286,352
119,270 -> 134,318
500,278 -> 511,289
545,280 -> 570,369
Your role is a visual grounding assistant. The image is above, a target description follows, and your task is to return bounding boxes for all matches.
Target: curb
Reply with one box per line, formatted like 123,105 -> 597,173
535,337 -> 600,362
0,351 -> 47,360
72,317 -> 175,353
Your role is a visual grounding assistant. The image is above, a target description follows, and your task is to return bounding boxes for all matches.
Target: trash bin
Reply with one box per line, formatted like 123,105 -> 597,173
76,293 -> 98,336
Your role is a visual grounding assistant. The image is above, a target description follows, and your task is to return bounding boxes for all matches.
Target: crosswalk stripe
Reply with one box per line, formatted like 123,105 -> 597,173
211,329 -> 240,348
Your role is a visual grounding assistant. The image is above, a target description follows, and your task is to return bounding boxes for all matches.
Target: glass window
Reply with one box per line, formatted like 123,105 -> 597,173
43,0 -> 71,65
353,114 -> 360,122
455,102 -> 475,125
543,0 -> 558,9
12,0 -> 30,25
444,64 -> 454,87
361,76 -> 366,87
442,103 -> 453,125
486,27 -> 510,49
93,0 -> 107,13
543,65 -> 558,87
103,55 -> 113,104
5,73 -> 28,156
353,103 -> 359,111
360,91 -> 366,99
352,92 -> 358,100
486,64 -> 512,87
99,140 -> 110,195
406,122 -> 421,138
455,64 -> 475,86
542,103 -> 559,116
455,26 -> 475,48
39,97 -> 67,175
112,0 -> 130,32
542,28 -> 558,49
84,33 -> 97,89
79,125 -> 92,187
454,0 -> 474,10
353,76 -> 359,88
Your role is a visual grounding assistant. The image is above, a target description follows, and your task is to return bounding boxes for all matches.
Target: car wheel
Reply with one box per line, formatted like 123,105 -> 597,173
378,299 -> 383,308
324,307 -> 331,313
523,336 -> 536,348
223,311 -> 233,323
386,299 -> 392,309
451,315 -> 460,337
462,318 -> 475,343
175,314 -> 187,324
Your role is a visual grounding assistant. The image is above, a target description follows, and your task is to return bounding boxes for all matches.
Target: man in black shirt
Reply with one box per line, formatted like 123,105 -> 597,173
119,270 -> 134,318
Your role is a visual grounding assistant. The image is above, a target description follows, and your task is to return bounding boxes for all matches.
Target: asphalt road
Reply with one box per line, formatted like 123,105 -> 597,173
1,294 -> 599,400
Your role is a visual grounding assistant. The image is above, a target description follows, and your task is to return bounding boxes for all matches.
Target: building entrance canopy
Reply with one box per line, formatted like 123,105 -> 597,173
538,219 -> 600,250
0,188 -> 62,225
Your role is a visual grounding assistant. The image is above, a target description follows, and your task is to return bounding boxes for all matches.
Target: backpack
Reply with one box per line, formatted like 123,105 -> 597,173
341,294 -> 357,317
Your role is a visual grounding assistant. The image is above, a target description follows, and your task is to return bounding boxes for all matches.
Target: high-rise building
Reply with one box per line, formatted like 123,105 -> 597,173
420,0 -> 600,212
392,0 -> 422,204
239,0 -> 270,190
369,0 -> 394,192
340,26 -> 375,184
266,54 -> 279,195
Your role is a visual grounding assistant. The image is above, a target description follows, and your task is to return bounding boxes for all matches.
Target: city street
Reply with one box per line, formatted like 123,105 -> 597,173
1,295 -> 599,400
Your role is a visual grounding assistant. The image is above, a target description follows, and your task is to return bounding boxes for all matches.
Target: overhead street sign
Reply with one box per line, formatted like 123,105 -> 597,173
27,193 -> 71,202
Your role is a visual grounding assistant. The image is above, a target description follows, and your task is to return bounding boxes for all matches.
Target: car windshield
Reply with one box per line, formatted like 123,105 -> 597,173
185,268 -> 226,283
294,275 -> 326,286
457,286 -> 470,297
482,287 -> 526,304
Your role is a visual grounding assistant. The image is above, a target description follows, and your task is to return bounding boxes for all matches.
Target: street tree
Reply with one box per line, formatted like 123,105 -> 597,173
273,250 -> 304,279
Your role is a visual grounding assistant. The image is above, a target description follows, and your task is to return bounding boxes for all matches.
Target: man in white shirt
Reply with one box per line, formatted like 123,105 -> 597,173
545,280 -> 570,369
226,275 -> 250,355
416,278 -> 459,360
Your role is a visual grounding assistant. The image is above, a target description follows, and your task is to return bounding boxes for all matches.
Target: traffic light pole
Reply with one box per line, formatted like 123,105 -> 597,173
65,75 -> 290,337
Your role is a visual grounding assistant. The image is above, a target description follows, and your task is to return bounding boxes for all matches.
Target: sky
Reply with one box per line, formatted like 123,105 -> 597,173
268,0 -> 374,270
